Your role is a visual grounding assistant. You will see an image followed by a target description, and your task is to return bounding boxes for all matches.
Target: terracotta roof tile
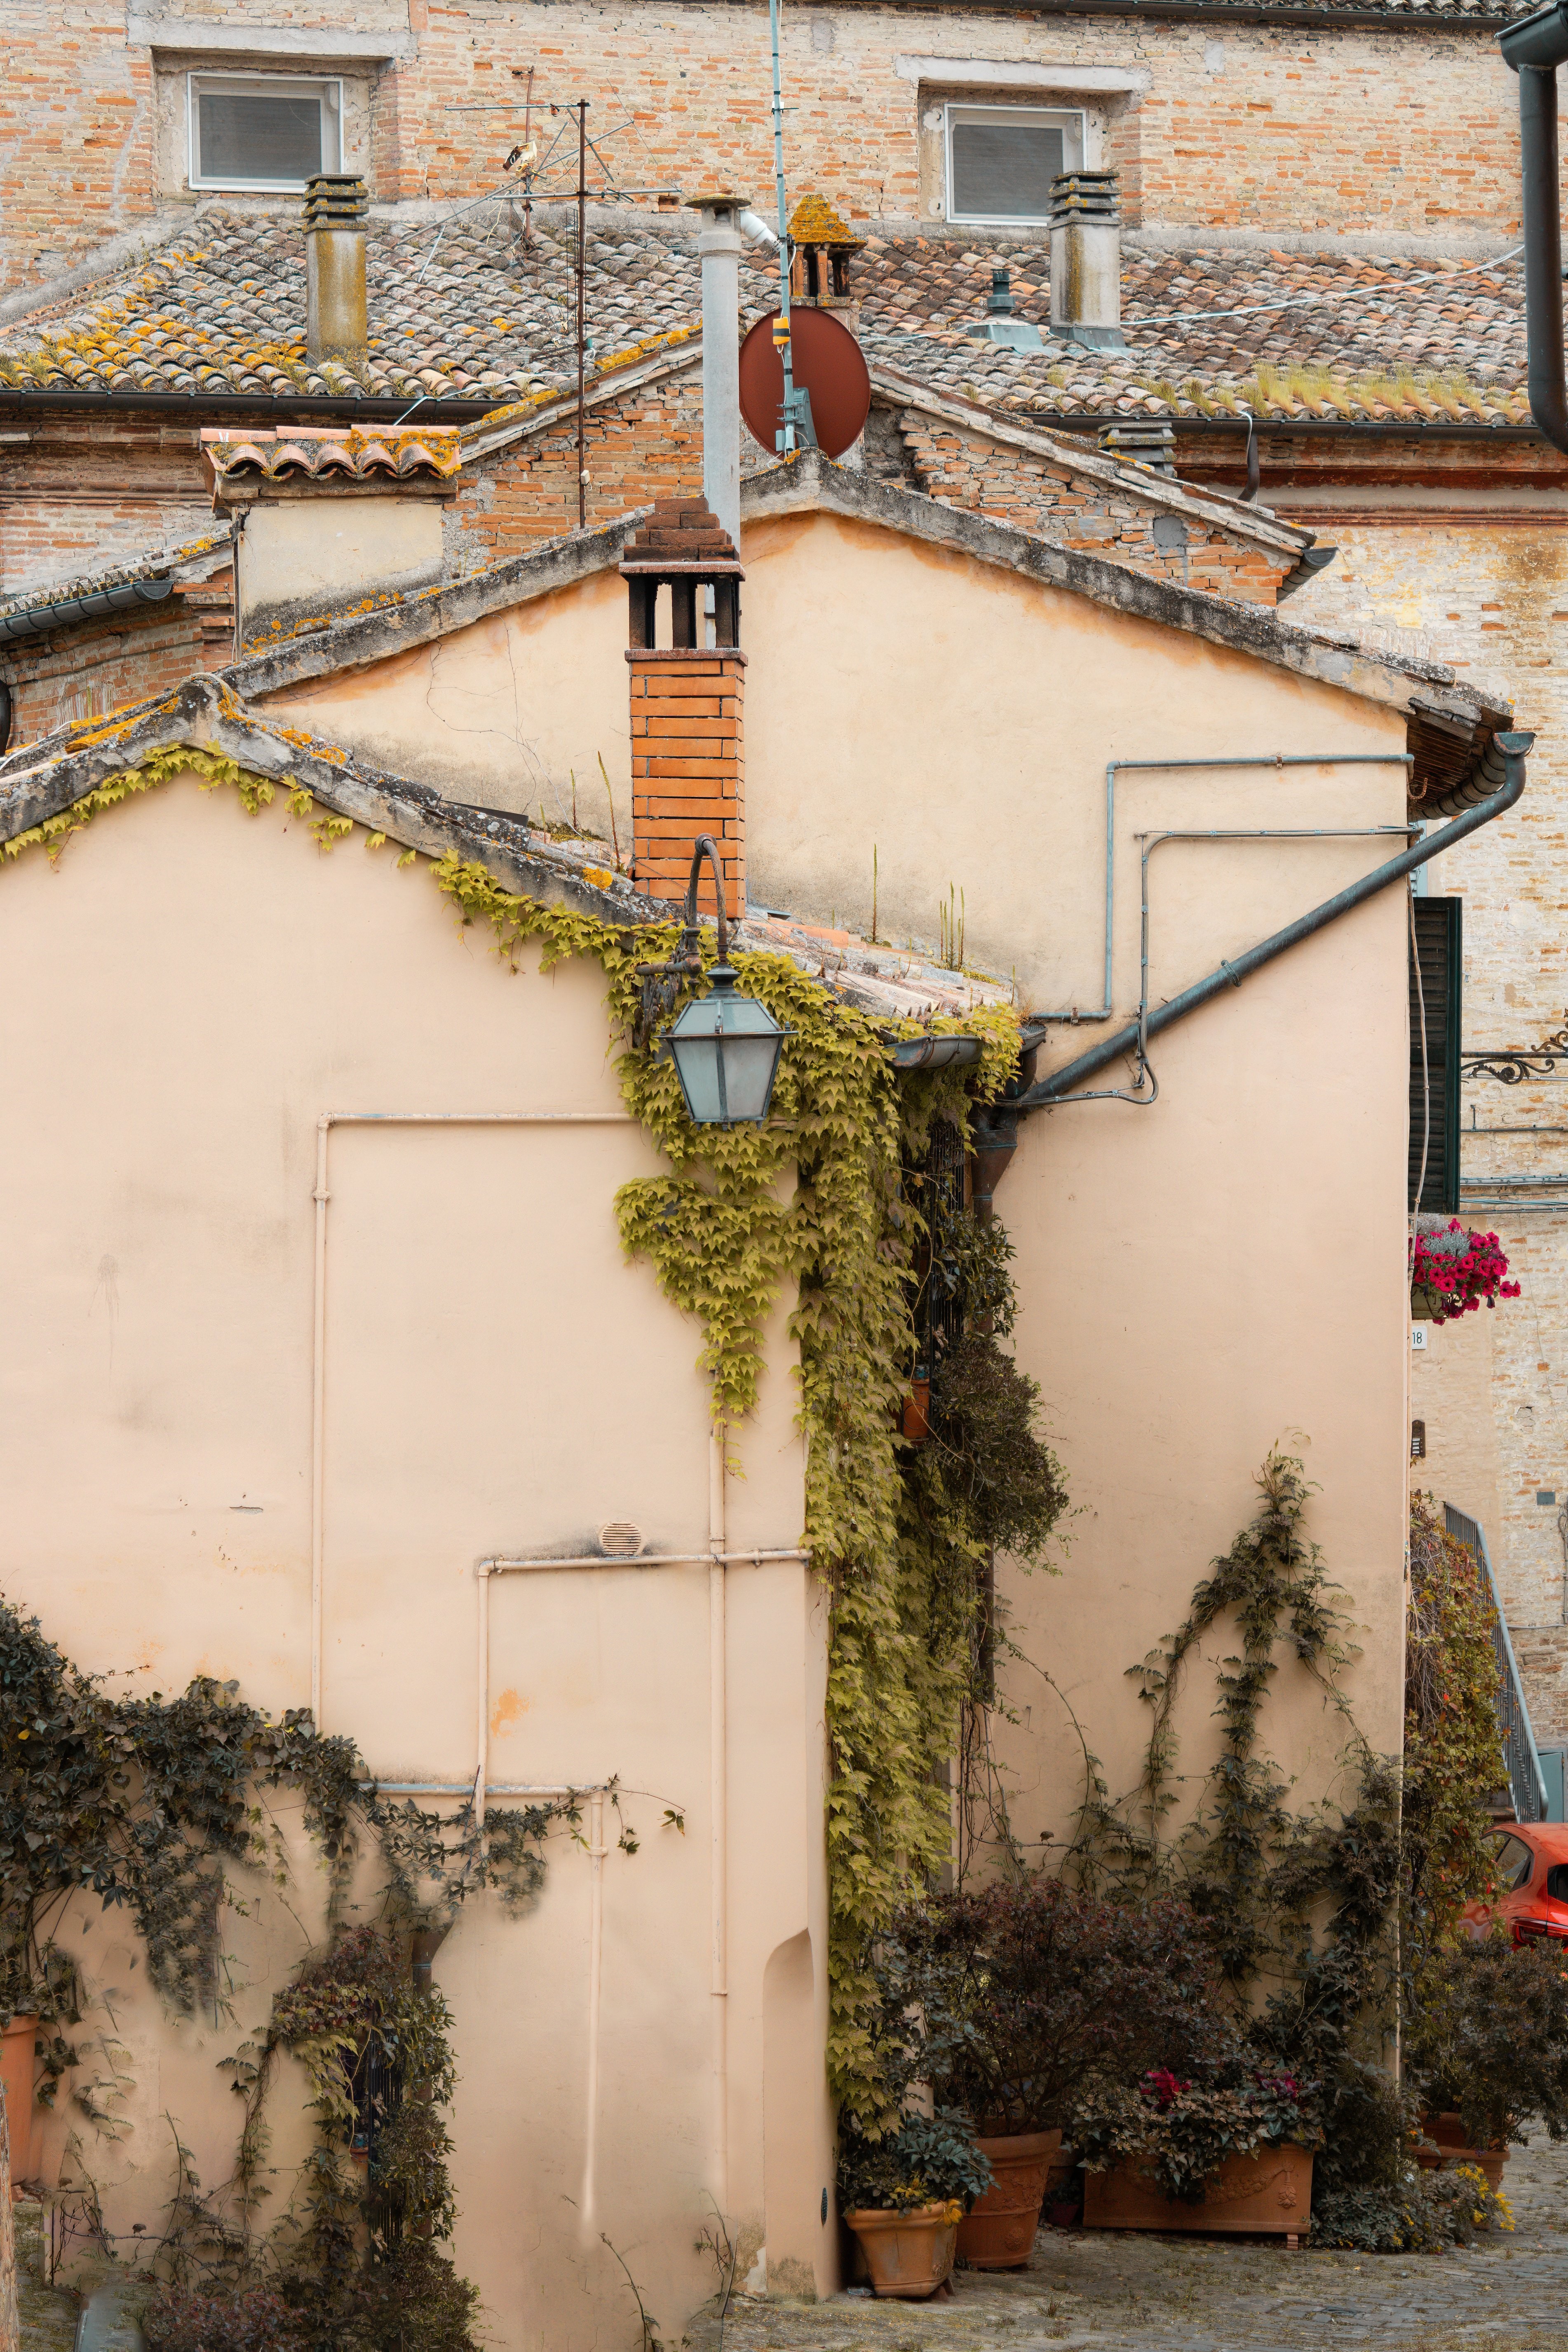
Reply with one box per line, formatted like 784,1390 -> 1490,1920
0,207 -> 1530,432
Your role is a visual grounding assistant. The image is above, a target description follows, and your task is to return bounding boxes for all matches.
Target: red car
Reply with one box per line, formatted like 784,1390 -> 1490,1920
1461,1821 -> 1568,1946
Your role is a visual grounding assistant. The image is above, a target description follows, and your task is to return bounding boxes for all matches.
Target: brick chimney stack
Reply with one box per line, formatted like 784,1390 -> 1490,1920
621,499 -> 745,918
305,174 -> 369,368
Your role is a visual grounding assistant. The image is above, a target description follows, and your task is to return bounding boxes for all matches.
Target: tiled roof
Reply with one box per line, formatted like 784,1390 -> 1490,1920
0,207 -> 749,404
855,238 -> 1530,425
0,205 -> 1530,428
205,426 -> 462,485
0,527 -> 232,631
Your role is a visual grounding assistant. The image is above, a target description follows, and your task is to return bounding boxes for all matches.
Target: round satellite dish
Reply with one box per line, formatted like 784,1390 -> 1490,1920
738,308 -> 872,461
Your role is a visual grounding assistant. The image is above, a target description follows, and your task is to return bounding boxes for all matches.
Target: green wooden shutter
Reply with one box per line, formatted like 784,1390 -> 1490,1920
1409,897 -> 1462,1215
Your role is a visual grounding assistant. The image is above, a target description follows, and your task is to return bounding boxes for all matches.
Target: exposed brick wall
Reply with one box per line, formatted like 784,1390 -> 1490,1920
447,371 -> 710,569
0,2 -> 1529,298
629,650 -> 744,916
0,569 -> 233,744
869,404 -> 1293,603
1286,503 -> 1568,1749
0,416 -> 211,593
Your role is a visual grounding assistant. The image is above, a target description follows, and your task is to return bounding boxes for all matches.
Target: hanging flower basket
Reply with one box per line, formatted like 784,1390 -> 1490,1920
1410,1219 -> 1520,1325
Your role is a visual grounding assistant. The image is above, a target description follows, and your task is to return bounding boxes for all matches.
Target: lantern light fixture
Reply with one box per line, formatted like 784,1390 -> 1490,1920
647,836 -> 790,1127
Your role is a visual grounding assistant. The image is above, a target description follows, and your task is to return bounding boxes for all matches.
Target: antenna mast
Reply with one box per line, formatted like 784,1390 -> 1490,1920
768,0 -> 815,453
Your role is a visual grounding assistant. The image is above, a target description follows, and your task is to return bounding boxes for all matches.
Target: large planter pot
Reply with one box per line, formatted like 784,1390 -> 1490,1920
1083,2144 -> 1313,2238
1419,2113 -> 1507,2188
956,2130 -> 1060,2270
844,2202 -> 962,2298
1,2014 -> 38,2183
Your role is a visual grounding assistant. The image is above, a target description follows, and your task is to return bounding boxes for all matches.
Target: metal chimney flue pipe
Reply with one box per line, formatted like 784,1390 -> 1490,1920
1501,2 -> 1568,452
304,174 -> 369,370
687,192 -> 746,552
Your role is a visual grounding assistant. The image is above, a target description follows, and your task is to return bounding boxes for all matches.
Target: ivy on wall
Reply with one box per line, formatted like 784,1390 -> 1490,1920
2,748 -> 1029,2134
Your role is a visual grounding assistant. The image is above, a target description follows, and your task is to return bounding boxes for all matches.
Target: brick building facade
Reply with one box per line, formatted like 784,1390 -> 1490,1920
7,0 -> 1568,1757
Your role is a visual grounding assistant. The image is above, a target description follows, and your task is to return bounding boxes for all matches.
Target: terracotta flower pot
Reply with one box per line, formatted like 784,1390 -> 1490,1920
1,2015 -> 38,2184
1083,2143 -> 1313,2237
1420,2112 -> 1507,2186
956,2129 -> 1060,2270
844,2201 -> 962,2297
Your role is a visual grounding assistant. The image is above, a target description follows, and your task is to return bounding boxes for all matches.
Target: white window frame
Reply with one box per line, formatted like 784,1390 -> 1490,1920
944,103 -> 1084,228
187,72 -> 343,193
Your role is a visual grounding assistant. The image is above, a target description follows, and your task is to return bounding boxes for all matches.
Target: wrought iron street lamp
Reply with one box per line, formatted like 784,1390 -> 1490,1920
649,836 -> 789,1127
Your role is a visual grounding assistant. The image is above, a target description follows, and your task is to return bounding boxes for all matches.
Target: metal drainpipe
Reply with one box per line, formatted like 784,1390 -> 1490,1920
1501,2 -> 1568,453
1014,732 -> 1533,1110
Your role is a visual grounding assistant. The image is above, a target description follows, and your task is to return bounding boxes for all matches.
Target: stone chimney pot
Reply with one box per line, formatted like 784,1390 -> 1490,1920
304,174 -> 369,370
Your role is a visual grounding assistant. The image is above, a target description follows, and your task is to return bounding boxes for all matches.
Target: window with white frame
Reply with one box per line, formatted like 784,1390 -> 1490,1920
944,105 -> 1084,225
187,74 -> 342,191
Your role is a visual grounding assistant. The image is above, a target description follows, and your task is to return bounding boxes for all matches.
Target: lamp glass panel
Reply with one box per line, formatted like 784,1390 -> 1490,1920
667,984 -> 785,1125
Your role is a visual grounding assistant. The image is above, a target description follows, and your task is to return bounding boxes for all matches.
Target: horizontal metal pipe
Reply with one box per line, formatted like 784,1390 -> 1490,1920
357,1781 -> 602,1797
1019,732 -> 1533,1108
1038,751 -> 1414,1028
481,1546 -> 810,1575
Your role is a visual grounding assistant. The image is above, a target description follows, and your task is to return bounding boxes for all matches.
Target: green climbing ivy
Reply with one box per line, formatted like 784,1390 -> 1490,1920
2,746 -> 1031,2130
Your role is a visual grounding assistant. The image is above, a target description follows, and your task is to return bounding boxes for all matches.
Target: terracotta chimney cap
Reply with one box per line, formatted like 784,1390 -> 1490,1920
620,496 -> 744,577
788,192 -> 865,251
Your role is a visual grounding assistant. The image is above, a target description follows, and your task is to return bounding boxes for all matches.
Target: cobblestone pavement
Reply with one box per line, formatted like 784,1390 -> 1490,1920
699,2138 -> 1568,2352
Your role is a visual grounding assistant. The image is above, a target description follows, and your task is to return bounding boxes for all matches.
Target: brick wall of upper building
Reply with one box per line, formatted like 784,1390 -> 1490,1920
867,404 -> 1294,603
0,572 -> 234,744
0,417 -> 212,594
0,0 -> 1528,299
1270,474 -> 1568,1750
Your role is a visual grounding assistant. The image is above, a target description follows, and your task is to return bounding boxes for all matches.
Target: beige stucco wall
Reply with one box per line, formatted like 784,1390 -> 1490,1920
0,775 -> 831,2346
263,501 -> 1414,1812
239,493 -> 447,637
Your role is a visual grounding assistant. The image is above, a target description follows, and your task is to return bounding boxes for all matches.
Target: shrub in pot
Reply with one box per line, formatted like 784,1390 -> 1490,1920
1404,1938 -> 1568,2160
1073,2062 -> 1321,2211
890,1877 -> 1236,2135
882,1876 -> 1235,2265
837,2111 -> 993,2298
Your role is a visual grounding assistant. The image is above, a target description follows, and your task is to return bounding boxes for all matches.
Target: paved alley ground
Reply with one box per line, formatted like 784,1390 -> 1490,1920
695,2136 -> 1568,2352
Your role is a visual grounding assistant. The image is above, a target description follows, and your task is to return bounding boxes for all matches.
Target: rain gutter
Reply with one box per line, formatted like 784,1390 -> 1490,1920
1501,0 -> 1568,453
0,576 -> 172,641
1015,730 -> 1533,1109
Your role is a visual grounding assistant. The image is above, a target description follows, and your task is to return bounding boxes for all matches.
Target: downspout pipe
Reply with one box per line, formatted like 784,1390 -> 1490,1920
1501,3 -> 1568,453
1015,731 -> 1533,1109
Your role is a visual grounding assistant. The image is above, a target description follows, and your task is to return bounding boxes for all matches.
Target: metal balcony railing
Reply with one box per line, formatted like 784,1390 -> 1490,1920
1445,1502 -> 1549,1824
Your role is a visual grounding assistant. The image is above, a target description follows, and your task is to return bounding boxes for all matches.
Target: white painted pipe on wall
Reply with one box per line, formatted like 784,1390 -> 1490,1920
582,1786 -> 609,2230
709,1430 -> 730,2214
307,1109 -> 638,1724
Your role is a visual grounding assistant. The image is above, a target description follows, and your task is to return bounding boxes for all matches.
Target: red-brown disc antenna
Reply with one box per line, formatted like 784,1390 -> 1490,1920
738,308 -> 872,461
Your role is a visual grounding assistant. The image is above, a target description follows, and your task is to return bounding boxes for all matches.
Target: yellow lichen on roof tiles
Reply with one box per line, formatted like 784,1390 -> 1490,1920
789,192 -> 864,248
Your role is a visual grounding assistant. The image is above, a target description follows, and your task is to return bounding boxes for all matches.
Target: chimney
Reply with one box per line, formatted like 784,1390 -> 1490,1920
687,192 -> 746,552
787,191 -> 866,331
1049,170 -> 1127,353
304,174 -> 368,369
621,499 -> 746,918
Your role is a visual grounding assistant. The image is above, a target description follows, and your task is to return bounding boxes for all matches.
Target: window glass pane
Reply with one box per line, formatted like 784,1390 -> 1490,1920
199,92 -> 322,184
950,120 -> 1063,221
1496,1834 -> 1535,1889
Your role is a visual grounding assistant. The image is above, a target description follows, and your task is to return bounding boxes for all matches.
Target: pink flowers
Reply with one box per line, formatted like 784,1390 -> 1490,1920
1411,1220 -> 1521,1325
1141,2068 -> 1192,2112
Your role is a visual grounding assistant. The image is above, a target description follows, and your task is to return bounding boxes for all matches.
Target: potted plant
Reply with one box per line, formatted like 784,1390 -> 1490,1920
886,1878 -> 1235,2268
1406,1939 -> 1568,2181
1410,1218 -> 1520,1323
837,2111 -> 993,2297
1074,2063 -> 1321,2237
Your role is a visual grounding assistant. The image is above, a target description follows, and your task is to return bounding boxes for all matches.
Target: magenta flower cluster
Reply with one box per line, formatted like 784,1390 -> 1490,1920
1411,1220 -> 1521,1324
